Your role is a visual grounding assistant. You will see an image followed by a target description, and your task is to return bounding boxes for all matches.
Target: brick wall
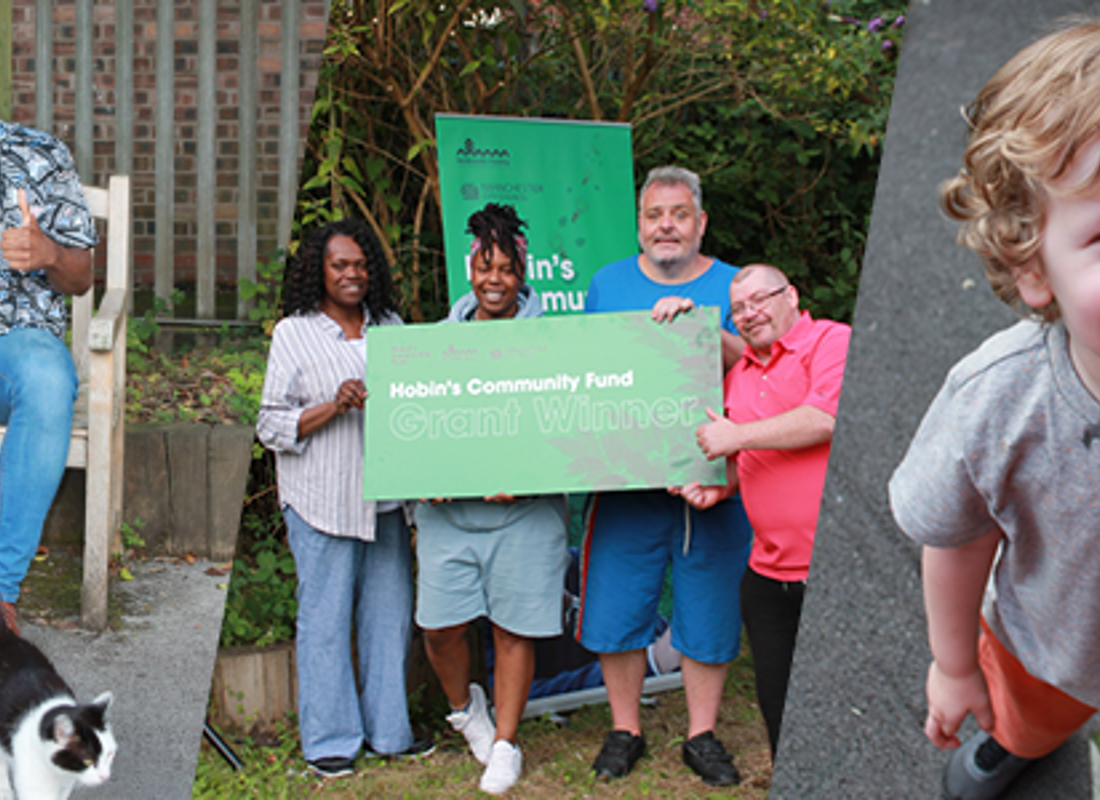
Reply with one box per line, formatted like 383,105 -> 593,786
9,0 -> 328,289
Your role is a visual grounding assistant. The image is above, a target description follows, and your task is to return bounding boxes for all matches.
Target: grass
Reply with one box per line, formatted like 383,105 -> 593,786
194,653 -> 771,798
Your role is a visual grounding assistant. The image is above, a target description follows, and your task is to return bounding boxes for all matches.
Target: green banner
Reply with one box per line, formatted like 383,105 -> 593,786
364,309 -> 725,500
435,114 -> 637,315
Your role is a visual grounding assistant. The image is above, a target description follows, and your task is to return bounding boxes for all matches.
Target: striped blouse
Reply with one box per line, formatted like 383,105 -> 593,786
257,308 -> 402,541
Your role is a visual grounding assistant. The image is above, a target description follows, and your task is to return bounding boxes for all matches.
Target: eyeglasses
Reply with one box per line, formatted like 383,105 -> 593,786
728,285 -> 789,322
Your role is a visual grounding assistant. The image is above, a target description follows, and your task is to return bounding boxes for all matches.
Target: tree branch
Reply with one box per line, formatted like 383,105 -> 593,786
403,0 -> 475,109
563,15 -> 601,120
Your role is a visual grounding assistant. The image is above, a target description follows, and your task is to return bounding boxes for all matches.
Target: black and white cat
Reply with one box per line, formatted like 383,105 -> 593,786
0,619 -> 116,799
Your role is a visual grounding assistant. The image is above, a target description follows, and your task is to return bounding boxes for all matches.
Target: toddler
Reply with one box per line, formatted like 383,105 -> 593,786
889,19 -> 1100,800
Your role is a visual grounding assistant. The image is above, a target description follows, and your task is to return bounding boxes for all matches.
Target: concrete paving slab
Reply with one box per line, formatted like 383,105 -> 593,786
771,1 -> 1099,797
21,559 -> 227,800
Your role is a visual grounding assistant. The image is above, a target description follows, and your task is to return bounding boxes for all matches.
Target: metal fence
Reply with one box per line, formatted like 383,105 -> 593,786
3,0 -> 329,321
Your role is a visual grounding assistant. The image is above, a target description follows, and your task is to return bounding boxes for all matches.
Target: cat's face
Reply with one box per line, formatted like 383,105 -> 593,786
47,691 -> 116,787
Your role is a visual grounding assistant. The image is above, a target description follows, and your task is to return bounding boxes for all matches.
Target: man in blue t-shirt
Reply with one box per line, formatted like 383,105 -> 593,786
578,166 -> 753,787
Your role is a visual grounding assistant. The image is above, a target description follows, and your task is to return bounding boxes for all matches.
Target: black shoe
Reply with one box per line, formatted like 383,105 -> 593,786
944,731 -> 1033,799
307,756 -> 355,779
682,731 -> 740,786
592,730 -> 646,779
364,738 -> 437,760
392,738 -> 437,760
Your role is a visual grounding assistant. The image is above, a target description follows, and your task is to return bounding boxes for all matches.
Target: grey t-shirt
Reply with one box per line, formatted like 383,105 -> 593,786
890,319 -> 1100,708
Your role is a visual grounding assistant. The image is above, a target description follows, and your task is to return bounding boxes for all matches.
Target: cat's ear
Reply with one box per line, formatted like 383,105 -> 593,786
91,692 -> 113,715
89,692 -> 113,727
52,713 -> 75,744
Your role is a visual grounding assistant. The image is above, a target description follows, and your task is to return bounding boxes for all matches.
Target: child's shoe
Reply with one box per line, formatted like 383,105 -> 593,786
445,683 -> 495,764
944,731 -> 1033,799
478,740 -> 522,795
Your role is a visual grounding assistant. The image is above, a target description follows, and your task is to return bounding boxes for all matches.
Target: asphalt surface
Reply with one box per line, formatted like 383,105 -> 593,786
22,559 -> 227,800
770,1 -> 1100,798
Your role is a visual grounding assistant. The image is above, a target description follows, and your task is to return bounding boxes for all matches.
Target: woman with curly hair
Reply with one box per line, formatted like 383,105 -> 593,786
416,203 -> 568,794
257,218 -> 430,779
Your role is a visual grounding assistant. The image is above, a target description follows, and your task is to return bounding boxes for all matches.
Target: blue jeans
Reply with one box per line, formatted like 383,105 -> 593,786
285,505 -> 415,760
0,328 -> 77,603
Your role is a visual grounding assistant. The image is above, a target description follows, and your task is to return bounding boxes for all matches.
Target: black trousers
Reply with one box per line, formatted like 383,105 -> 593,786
740,566 -> 806,760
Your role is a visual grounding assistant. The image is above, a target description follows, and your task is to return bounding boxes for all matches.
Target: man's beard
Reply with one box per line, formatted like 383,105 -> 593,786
647,243 -> 700,275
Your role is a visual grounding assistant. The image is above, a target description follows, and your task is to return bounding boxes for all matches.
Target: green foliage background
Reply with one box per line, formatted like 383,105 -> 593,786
293,0 -> 906,324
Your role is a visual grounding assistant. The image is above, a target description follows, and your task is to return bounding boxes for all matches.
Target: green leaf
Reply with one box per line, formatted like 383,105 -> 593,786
342,157 -> 364,182
364,157 -> 385,182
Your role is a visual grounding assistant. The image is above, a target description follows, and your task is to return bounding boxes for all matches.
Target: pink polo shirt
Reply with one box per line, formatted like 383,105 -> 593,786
723,311 -> 850,582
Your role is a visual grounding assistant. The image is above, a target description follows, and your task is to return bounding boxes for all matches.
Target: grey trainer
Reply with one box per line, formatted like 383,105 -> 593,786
944,731 -> 1033,799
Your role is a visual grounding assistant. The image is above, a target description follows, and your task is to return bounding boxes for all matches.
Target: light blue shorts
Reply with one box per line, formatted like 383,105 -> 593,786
415,496 -> 568,637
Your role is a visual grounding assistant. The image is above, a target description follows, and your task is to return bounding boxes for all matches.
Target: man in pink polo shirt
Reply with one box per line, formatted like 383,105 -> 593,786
672,263 -> 849,761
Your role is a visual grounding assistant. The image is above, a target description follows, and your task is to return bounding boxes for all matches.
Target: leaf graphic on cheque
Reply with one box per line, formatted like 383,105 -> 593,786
545,309 -> 724,490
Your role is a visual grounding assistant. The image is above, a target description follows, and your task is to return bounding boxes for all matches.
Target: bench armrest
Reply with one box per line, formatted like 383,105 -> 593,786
87,288 -> 127,352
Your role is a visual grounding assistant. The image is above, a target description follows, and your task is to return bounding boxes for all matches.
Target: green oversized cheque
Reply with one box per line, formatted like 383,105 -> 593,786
364,309 -> 726,499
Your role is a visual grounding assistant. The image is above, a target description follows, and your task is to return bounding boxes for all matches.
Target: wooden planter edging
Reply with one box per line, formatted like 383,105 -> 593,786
44,422 -> 254,561
210,626 -> 488,735
211,642 -> 298,735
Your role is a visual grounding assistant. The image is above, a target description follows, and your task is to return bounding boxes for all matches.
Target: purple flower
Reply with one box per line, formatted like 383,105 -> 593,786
867,17 -> 884,33
643,0 -> 657,12
840,15 -> 860,27
881,39 -> 894,52
759,9 -> 767,19
892,14 -> 906,28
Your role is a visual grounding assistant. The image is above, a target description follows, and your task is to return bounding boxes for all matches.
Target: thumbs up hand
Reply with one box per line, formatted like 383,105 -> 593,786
1,189 -> 60,272
695,406 -> 741,460
17,188 -> 34,228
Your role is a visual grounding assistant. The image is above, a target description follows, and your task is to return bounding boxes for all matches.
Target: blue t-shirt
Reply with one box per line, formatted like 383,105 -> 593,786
584,255 -> 739,334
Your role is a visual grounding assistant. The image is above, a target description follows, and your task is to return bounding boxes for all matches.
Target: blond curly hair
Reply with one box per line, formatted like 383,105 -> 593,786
941,18 -> 1100,322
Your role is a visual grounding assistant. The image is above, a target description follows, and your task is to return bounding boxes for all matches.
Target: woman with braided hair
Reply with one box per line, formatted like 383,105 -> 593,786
258,218 -> 431,779
416,203 -> 568,794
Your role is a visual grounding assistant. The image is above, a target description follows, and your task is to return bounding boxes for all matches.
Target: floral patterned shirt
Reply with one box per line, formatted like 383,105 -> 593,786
0,122 -> 98,339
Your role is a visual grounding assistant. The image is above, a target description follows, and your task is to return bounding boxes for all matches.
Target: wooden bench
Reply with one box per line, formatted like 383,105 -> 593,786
0,175 -> 130,631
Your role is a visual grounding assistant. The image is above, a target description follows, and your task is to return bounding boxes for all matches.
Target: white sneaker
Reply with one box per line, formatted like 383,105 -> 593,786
479,740 -> 522,795
445,683 -> 495,765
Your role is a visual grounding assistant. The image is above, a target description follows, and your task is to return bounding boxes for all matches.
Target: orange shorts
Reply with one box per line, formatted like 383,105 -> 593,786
979,618 -> 1096,758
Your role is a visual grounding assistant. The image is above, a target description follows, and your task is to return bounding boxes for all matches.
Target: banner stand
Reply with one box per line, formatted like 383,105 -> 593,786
436,113 -> 636,316
521,673 -> 685,720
